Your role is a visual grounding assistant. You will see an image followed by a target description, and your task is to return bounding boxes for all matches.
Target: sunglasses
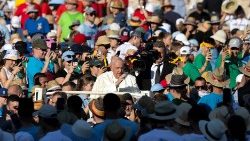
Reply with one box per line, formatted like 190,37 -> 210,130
195,85 -> 207,90
67,60 -> 73,63
230,47 -> 239,51
88,12 -> 96,17
66,55 -> 76,58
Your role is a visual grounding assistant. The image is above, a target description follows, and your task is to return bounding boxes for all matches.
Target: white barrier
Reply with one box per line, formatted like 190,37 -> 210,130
46,91 -> 151,99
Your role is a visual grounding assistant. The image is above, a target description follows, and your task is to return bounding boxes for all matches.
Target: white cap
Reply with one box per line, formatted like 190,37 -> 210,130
46,30 -> 57,38
145,3 -> 154,13
180,46 -> 191,55
3,49 -> 19,60
11,16 -> 21,28
109,23 -> 120,31
175,33 -> 190,46
176,18 -> 184,26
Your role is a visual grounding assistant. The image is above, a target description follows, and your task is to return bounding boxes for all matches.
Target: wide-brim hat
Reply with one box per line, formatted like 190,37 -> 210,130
166,67 -> 190,86
206,68 -> 229,88
3,49 -> 19,60
148,101 -> 177,120
239,61 -> 250,77
128,16 -> 141,27
46,80 -> 61,92
110,0 -> 124,9
199,120 -> 227,141
168,74 -> 189,88
147,16 -> 161,25
107,30 -> 120,40
183,17 -> 197,27
234,106 -> 250,131
175,103 -> 192,126
221,0 -> 239,14
208,106 -> 229,124
104,120 -> 131,141
88,98 -> 104,118
210,30 -> 227,44
209,15 -> 220,24
96,35 -> 110,46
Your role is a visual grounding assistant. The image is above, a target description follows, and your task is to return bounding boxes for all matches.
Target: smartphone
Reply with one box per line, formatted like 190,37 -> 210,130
34,88 -> 43,101
50,43 -> 57,51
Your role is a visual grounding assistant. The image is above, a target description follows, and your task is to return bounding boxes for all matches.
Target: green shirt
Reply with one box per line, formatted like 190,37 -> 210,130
58,11 -> 84,42
183,62 -> 201,82
215,54 -> 242,88
194,53 -> 212,72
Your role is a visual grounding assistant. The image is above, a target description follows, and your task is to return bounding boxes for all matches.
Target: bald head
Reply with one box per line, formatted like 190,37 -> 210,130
8,84 -> 23,97
111,56 -> 124,79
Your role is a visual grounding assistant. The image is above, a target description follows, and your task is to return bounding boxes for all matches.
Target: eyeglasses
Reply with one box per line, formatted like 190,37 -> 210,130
230,47 -> 239,51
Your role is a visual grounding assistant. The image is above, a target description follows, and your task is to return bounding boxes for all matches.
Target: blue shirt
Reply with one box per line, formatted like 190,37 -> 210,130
77,22 -> 98,48
198,92 -> 223,110
25,17 -> 50,36
93,118 -> 138,140
19,125 -> 40,141
26,56 -> 54,92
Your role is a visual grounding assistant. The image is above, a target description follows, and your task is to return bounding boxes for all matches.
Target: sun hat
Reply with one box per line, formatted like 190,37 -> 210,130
128,16 -> 141,27
38,104 -> 57,118
234,106 -> 250,130
168,72 -> 190,88
199,119 -> 227,141
221,0 -> 239,14
26,5 -> 38,14
210,14 -> 220,24
61,120 -> 97,141
62,50 -> 75,62
96,35 -> 110,46
239,61 -> 250,77
175,103 -> 192,126
89,97 -> 104,118
174,33 -> 190,46
3,49 -> 19,60
228,37 -> 243,48
11,16 -> 21,28
15,131 -> 34,141
32,38 -> 48,50
206,68 -> 229,88
107,30 -> 120,40
183,17 -> 197,27
69,20 -> 80,30
150,83 -> 164,92
133,95 -> 155,117
109,0 -> 124,9
176,18 -> 184,26
46,80 -> 61,92
147,15 -> 161,25
208,106 -> 230,124
104,120 -> 130,141
0,128 -> 14,141
180,46 -> 191,55
148,101 -> 177,120
109,23 -> 121,31
210,30 -> 227,44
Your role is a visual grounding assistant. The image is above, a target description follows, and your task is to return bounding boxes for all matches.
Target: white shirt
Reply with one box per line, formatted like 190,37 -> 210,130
39,130 -> 71,141
151,63 -> 164,86
116,42 -> 138,60
138,129 -> 182,141
107,48 -> 116,64
92,71 -> 140,93
227,18 -> 250,31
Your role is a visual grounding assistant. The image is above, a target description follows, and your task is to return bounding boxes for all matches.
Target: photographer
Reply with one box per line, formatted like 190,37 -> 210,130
137,41 -> 175,90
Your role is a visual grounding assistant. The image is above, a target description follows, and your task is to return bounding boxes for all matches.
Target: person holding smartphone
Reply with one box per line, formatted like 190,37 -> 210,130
194,41 -> 213,73
55,50 -> 80,85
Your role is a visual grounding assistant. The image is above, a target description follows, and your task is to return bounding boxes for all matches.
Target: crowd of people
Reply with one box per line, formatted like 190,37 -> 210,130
0,0 -> 250,140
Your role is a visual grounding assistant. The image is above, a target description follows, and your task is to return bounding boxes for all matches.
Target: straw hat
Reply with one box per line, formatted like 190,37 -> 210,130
96,35 -> 110,46
210,30 -> 227,44
110,0 -> 124,9
197,21 -> 211,32
239,61 -> 250,77
166,67 -> 190,86
88,97 -> 104,118
221,0 -> 239,14
175,103 -> 192,126
128,16 -> 141,27
199,119 -> 227,141
46,80 -> 61,92
183,17 -> 197,27
147,16 -> 161,25
148,101 -> 177,120
206,68 -> 229,88
107,30 -> 120,40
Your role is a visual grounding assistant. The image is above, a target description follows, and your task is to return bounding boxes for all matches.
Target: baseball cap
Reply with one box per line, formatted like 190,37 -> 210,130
32,39 -> 48,50
180,46 -> 191,55
70,44 -> 84,54
3,49 -> 19,60
38,104 -> 57,118
228,37 -> 243,48
109,23 -> 120,31
62,51 -> 75,62
85,7 -> 96,14
130,30 -> 142,39
73,33 -> 86,45
89,59 -> 103,67
0,88 -> 8,97
175,33 -> 190,45
150,83 -> 164,92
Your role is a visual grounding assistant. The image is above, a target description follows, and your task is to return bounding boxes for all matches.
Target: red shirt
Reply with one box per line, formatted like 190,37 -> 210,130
41,2 -> 52,15
91,2 -> 107,18
133,8 -> 152,31
15,3 -> 41,29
